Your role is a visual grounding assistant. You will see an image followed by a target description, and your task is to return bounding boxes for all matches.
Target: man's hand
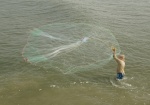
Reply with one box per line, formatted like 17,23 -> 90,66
111,46 -> 116,53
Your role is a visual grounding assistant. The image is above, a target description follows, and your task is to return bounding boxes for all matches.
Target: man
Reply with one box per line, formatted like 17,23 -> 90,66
112,47 -> 125,79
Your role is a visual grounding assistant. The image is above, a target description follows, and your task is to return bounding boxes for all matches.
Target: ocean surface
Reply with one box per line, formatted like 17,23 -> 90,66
0,0 -> 150,105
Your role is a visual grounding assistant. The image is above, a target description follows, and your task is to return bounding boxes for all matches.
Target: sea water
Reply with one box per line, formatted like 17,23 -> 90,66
0,0 -> 150,105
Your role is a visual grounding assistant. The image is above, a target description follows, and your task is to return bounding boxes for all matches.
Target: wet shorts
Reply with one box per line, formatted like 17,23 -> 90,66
117,73 -> 124,79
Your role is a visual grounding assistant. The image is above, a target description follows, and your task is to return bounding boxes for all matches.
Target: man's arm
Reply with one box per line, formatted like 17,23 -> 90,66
112,47 -> 121,64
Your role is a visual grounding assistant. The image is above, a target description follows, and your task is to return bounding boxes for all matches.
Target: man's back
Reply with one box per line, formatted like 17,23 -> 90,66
116,59 -> 125,74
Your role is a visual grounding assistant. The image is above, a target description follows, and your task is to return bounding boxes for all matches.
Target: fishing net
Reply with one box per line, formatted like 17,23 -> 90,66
22,23 -> 120,74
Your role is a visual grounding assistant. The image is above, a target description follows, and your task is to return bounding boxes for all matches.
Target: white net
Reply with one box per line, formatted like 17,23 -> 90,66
22,23 -> 120,74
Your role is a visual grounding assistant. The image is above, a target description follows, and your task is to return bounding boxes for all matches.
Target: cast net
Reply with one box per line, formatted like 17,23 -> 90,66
22,23 -> 120,74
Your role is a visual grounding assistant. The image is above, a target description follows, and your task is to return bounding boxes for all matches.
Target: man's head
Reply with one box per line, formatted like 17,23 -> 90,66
118,55 -> 125,61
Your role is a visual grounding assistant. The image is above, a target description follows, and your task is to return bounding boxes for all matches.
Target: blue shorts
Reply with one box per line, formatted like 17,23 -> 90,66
117,73 -> 124,79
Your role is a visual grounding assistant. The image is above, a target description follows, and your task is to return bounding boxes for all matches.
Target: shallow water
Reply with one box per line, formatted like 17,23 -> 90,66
0,0 -> 150,105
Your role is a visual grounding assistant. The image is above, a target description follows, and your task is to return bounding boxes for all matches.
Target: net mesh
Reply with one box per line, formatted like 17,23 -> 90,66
22,23 -> 120,74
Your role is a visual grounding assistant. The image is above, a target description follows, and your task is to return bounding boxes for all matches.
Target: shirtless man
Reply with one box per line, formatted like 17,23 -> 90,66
112,47 -> 125,79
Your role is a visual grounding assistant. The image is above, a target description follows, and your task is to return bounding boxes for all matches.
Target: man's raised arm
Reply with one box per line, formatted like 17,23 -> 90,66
112,47 -> 121,63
